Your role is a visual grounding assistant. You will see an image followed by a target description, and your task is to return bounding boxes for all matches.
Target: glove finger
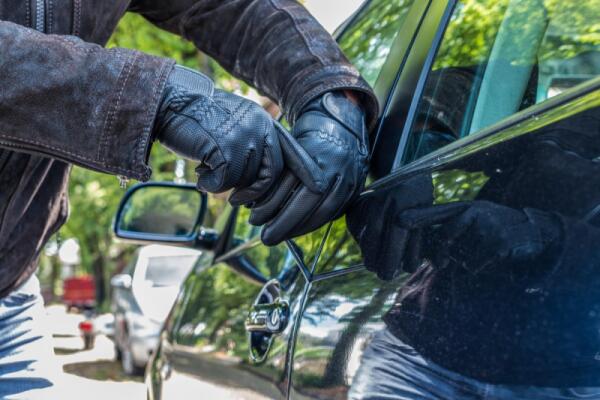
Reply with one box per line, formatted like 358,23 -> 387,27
229,131 -> 284,206
249,172 -> 299,226
196,161 -> 228,193
275,122 -> 326,193
261,185 -> 323,246
280,175 -> 350,238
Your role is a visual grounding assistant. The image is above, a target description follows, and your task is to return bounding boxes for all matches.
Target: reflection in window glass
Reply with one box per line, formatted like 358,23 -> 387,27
240,241 -> 290,280
403,0 -> 600,164
338,0 -> 416,86
233,206 -> 261,242
311,217 -> 364,275
119,186 -> 201,236
293,222 -> 333,271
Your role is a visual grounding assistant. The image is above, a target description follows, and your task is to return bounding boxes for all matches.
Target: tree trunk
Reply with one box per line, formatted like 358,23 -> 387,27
49,257 -> 61,302
92,256 -> 106,307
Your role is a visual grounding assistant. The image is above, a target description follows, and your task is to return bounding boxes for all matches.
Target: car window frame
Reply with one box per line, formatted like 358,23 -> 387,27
310,0 -> 600,277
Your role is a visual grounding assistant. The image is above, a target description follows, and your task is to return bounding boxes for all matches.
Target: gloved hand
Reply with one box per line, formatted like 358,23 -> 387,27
154,65 -> 284,204
248,91 -> 369,246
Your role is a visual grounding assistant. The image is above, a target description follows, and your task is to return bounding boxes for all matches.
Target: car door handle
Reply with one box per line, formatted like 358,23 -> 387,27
245,279 -> 289,363
245,299 -> 289,334
160,360 -> 172,381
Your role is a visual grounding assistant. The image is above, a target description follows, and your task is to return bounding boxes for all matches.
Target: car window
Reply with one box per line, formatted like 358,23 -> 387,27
145,255 -> 198,287
401,0 -> 600,164
311,217 -> 363,276
233,206 -> 261,243
338,0 -> 417,86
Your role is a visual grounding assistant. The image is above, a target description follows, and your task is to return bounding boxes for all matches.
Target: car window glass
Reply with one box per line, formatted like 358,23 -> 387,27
292,223 -> 333,271
231,207 -> 329,271
205,192 -> 232,232
401,0 -> 600,164
145,255 -> 198,286
312,217 -> 364,275
232,206 -> 261,243
338,0 -> 417,86
237,241 -> 292,280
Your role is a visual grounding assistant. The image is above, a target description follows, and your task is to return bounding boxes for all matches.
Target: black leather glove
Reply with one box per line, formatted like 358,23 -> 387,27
249,91 -> 369,245
155,65 -> 284,204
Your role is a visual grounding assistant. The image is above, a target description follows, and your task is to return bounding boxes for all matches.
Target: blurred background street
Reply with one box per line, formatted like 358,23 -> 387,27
46,305 -> 144,400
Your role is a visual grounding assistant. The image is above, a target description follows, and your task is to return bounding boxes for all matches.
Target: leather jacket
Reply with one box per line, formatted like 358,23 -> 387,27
0,0 -> 378,297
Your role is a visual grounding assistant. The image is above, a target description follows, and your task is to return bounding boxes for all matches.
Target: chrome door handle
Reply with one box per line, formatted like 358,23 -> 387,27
160,361 -> 172,381
245,279 -> 289,363
245,299 -> 289,334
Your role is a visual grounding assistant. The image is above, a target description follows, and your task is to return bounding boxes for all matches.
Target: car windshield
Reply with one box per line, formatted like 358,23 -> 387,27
145,255 -> 198,287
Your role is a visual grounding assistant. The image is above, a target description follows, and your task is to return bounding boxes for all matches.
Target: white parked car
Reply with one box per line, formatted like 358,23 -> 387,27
110,244 -> 201,375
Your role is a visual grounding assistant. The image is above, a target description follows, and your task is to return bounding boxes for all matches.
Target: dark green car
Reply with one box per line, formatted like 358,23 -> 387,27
114,0 -> 600,398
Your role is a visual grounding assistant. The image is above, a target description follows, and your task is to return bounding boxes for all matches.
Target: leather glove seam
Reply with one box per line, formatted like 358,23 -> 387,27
216,98 -> 253,139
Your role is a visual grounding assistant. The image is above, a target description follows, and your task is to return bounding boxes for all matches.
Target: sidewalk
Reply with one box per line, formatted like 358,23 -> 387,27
46,305 -> 145,400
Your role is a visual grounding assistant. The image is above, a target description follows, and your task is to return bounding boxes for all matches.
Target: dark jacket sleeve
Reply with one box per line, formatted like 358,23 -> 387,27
128,0 -> 379,127
0,21 -> 174,181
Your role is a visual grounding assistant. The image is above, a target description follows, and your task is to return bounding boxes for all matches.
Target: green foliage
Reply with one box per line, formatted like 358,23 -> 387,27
107,13 -> 199,68
338,0 -> 416,86
432,169 -> 490,204
434,0 -> 600,70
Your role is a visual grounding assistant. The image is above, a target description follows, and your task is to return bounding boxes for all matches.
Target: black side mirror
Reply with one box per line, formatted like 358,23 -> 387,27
113,182 -> 214,248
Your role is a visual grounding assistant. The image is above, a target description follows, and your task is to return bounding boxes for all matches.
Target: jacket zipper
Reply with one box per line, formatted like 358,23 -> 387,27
30,0 -> 129,190
34,0 -> 45,32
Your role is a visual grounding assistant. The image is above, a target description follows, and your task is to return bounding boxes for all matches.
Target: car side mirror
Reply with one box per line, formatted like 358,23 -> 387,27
111,274 -> 132,289
113,182 -> 215,248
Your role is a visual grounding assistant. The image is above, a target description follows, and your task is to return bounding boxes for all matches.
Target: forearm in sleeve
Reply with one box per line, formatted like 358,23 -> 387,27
0,21 -> 175,181
129,0 -> 378,126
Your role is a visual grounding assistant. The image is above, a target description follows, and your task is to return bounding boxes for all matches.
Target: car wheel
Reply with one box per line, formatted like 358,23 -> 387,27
83,334 -> 95,350
114,343 -> 122,361
121,335 -> 143,376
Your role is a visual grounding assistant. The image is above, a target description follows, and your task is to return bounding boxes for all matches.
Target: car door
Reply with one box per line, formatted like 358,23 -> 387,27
290,0 -> 600,398
149,199 -> 329,400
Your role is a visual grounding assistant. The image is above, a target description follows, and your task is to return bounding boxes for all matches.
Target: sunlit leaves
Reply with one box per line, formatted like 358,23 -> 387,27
338,0 -> 416,86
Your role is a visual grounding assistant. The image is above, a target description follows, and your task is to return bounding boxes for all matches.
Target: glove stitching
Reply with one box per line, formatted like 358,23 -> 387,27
312,130 -> 350,150
219,100 -> 254,138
